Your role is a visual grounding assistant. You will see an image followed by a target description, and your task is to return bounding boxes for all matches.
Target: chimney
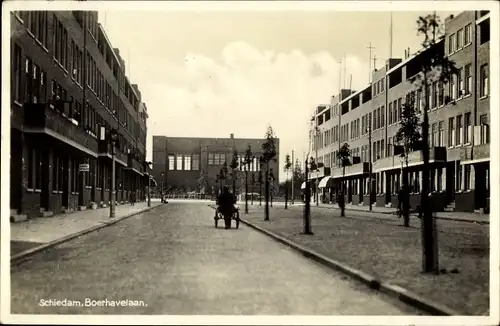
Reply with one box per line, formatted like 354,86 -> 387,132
404,49 -> 407,58
408,47 -> 410,57
230,133 -> 234,139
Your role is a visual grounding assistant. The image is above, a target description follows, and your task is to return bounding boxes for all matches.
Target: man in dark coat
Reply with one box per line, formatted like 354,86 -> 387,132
337,191 -> 345,217
217,186 -> 236,229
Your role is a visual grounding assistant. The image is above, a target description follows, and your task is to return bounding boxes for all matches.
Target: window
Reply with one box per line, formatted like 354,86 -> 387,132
381,139 -> 385,158
381,78 -> 385,92
438,81 -> 444,106
417,89 -> 423,113
464,165 -> 471,191
27,147 -> 34,189
373,110 -> 377,131
456,114 -> 463,145
456,164 -> 462,191
387,137 -> 393,156
438,121 -> 444,146
448,34 -> 455,54
52,156 -> 59,191
464,112 -> 471,144
448,117 -> 455,147
479,19 -> 490,44
168,155 -> 175,170
480,64 -> 488,97
464,64 -> 471,95
431,123 -> 437,147
12,44 -> 23,103
457,67 -> 464,97
397,98 -> 402,121
192,154 -> 200,171
427,85 -> 432,110
464,24 -> 472,45
480,115 -> 489,144
450,73 -> 457,100
456,29 -> 463,49
388,103 -> 393,125
432,82 -> 438,108
183,156 -> 191,171
176,155 -> 183,170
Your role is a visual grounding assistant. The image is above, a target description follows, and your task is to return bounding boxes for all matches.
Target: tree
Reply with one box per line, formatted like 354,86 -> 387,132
336,142 -> 351,192
251,173 -> 256,205
394,93 -> 422,227
260,125 -> 277,221
410,13 -> 457,273
257,168 -> 263,206
292,159 -> 304,198
229,150 -> 239,197
243,144 -> 253,214
283,153 -> 293,209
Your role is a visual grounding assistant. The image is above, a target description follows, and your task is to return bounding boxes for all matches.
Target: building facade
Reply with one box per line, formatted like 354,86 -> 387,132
152,134 -> 280,196
310,11 -> 490,213
10,11 -> 149,218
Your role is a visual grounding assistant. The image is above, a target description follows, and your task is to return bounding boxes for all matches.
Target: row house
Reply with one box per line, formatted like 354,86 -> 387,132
308,11 -> 490,213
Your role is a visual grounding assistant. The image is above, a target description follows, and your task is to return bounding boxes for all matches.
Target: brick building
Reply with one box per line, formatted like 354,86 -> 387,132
152,134 -> 280,196
311,11 -> 490,213
10,11 -> 149,218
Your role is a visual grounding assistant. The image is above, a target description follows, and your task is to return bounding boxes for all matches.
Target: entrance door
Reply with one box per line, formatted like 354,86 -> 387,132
445,162 -> 455,204
474,163 -> 487,210
10,129 -> 22,212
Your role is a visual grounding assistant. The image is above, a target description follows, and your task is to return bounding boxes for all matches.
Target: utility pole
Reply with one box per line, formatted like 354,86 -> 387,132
367,120 -> 373,211
389,12 -> 393,58
291,150 -> 295,205
367,42 -> 375,83
373,54 -> 377,71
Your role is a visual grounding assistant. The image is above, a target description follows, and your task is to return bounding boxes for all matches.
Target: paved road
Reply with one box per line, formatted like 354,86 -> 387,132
11,202 -> 422,315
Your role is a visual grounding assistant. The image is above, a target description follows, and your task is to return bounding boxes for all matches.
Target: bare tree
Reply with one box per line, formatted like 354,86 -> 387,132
394,94 -> 422,227
410,13 -> 457,273
260,125 -> 277,221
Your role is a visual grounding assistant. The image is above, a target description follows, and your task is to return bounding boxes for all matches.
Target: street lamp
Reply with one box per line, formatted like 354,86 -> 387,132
161,171 -> 165,202
144,160 -> 153,207
109,128 -> 119,218
366,121 -> 373,211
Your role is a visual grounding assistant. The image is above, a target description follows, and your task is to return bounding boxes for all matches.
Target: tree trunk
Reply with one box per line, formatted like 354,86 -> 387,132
341,165 -> 345,217
259,183 -> 262,206
403,156 -> 410,227
421,78 -> 439,273
264,162 -> 270,221
304,159 -> 311,234
285,172 -> 288,209
245,171 -> 249,214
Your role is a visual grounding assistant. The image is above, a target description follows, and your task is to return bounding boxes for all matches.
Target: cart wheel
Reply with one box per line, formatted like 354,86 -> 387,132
235,217 -> 240,229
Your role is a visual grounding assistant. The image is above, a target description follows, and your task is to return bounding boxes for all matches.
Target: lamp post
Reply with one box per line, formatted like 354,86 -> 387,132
161,172 -> 165,202
109,128 -> 119,218
366,121 -> 373,211
303,155 -> 312,234
145,160 -> 152,207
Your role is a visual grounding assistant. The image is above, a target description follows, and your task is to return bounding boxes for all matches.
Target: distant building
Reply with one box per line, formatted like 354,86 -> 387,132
152,134 -> 280,195
310,11 -> 490,213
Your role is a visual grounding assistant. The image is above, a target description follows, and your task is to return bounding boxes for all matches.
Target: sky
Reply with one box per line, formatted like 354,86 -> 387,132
95,7 -> 458,182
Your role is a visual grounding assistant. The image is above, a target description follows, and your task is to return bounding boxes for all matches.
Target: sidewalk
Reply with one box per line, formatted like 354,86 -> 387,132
241,205 -> 489,315
10,200 -> 163,258
240,201 -> 489,224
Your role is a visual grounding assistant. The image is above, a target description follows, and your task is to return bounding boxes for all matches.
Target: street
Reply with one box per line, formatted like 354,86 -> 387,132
11,202 -> 422,315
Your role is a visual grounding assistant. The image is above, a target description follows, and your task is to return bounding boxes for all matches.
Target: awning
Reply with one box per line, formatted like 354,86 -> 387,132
318,176 -> 332,188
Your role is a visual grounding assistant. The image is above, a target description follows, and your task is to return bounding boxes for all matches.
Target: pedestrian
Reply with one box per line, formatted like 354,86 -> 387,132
397,187 -> 403,218
130,191 -> 136,206
337,191 -> 345,217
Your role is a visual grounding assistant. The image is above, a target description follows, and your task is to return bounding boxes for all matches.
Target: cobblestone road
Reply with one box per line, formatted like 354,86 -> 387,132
11,202 -> 422,315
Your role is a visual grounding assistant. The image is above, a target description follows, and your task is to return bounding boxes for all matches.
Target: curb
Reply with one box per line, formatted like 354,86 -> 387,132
11,203 -> 164,266
208,204 -> 461,316
309,205 -> 489,225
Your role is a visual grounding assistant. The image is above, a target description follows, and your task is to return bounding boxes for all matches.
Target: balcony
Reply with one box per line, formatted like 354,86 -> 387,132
460,144 -> 490,163
24,103 -> 98,155
97,139 -> 128,166
331,162 -> 369,178
126,154 -> 145,175
374,147 -> 447,172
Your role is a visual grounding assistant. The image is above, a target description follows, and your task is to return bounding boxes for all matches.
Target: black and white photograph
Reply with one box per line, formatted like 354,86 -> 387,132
2,0 -> 498,325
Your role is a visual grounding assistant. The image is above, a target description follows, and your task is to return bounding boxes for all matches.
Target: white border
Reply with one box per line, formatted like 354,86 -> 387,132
2,1 -> 498,325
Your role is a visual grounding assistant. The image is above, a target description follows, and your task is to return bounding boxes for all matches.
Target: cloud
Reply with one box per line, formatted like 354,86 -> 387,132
142,42 -> 370,181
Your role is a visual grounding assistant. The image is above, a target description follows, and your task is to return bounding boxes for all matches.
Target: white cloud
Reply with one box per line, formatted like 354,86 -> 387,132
142,42 -> 370,181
